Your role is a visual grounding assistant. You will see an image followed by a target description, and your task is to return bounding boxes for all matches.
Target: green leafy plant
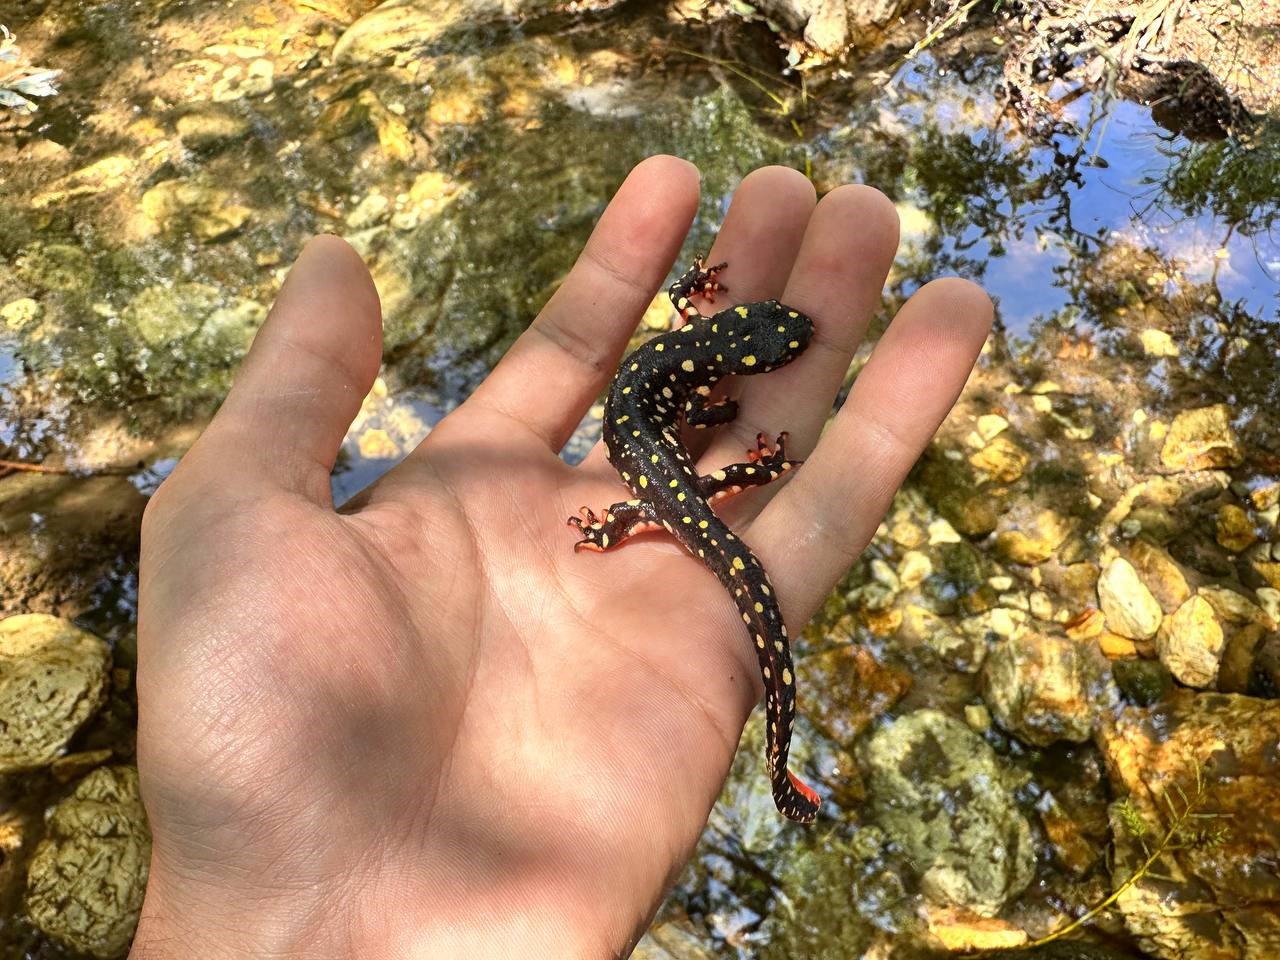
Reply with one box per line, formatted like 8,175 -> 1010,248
1026,761 -> 1228,948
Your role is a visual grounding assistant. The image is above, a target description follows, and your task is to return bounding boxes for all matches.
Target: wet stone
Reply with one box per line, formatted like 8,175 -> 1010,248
1111,658 -> 1173,706
1157,595 -> 1225,689
24,766 -> 151,959
1215,504 -> 1258,553
1098,558 -> 1164,640
995,509 -> 1073,565
0,614 -> 111,774
981,629 -> 1114,746
1217,622 -> 1267,694
175,106 -> 251,153
970,435 -> 1030,482
1160,404 -> 1243,472
903,604 -> 985,672
807,644 -> 911,746
1129,539 -> 1191,613
861,709 -> 1035,916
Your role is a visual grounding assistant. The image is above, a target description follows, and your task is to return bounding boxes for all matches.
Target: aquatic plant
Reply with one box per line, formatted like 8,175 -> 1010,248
0,25 -> 61,114
1025,760 -> 1228,949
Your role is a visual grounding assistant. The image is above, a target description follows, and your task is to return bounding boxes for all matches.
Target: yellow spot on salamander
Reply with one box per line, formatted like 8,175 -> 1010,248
712,469 -> 726,481
789,340 -> 799,349
735,305 -> 748,318
632,430 -> 640,437
638,475 -> 648,488
742,355 -> 757,366
654,343 -> 665,351
606,513 -> 615,522
630,362 -> 639,370
732,556 -> 745,571
755,634 -> 765,648
760,584 -> 770,595
681,359 -> 694,372
711,323 -> 718,333
677,492 -> 686,501
601,534 -> 610,548
763,666 -> 771,678
754,602 -> 764,613
782,668 -> 793,685
662,387 -> 673,398
745,466 -> 756,475
617,415 -> 629,423
682,516 -> 692,524
742,612 -> 751,623
777,325 -> 786,332
788,310 -> 798,317
622,386 -> 632,394
698,519 -> 708,529
668,479 -> 678,488
650,454 -> 659,463
774,640 -> 784,652
697,548 -> 705,557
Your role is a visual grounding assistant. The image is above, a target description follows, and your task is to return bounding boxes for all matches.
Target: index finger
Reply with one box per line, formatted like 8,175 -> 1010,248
461,155 -> 699,452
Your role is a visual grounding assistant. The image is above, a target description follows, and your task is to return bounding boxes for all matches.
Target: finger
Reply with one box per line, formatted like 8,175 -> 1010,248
699,185 -> 900,472
188,235 -> 382,506
463,155 -> 699,453
757,278 -> 993,616
580,165 -> 816,474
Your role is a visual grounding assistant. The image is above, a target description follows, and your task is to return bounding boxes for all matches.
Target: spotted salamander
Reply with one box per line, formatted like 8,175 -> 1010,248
568,257 -> 820,823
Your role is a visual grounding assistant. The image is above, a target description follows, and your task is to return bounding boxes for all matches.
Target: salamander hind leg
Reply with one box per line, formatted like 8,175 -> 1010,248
699,432 -> 802,505
567,500 -> 661,552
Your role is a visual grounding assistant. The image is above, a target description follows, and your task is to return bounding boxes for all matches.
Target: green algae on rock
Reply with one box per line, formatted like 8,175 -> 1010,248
0,614 -> 110,774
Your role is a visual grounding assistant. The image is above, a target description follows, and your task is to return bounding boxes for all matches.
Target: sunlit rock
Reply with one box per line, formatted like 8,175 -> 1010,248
138,178 -> 252,240
0,615 -> 110,774
862,709 -> 1035,916
1099,691 -> 1280,960
995,508 -> 1073,565
806,643 -> 910,746
1128,539 -> 1191,613
211,57 -> 275,101
1157,595 -> 1224,688
970,435 -> 1030,482
1139,328 -> 1179,357
897,549 -> 932,588
1215,504 -> 1258,553
29,155 -> 134,209
1160,404 -> 1242,472
1,296 -> 41,331
925,905 -> 1028,951
1098,558 -> 1163,640
24,766 -> 150,959
981,628 -> 1115,745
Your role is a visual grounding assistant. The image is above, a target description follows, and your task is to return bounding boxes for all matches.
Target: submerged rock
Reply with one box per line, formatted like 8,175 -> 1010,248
981,629 -> 1116,746
1099,692 -> 1280,960
862,709 -> 1035,916
1157,594 -> 1225,688
1160,404 -> 1242,472
0,615 -> 111,774
1098,558 -> 1163,640
24,766 -> 151,958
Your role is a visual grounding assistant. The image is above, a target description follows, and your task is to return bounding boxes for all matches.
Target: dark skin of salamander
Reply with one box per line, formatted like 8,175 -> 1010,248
568,257 -> 820,823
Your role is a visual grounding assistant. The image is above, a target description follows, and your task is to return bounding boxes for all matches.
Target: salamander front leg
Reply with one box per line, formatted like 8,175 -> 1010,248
567,500 -> 661,552
668,255 -> 727,325
699,432 -> 801,505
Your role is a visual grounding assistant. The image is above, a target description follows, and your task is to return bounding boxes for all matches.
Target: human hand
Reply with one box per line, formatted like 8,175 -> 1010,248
131,156 -> 992,959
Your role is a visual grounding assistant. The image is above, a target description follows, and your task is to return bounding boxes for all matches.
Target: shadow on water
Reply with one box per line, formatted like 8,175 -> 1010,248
1,0 -> 1277,957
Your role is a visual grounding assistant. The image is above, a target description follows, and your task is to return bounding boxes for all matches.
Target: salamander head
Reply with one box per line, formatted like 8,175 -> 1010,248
714,300 -> 813,374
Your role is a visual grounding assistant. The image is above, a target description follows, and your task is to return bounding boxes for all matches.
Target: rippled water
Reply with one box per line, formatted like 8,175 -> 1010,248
1,2 -> 1276,957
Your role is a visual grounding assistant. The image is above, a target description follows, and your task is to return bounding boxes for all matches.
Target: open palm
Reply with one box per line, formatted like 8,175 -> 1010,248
132,157 -> 992,959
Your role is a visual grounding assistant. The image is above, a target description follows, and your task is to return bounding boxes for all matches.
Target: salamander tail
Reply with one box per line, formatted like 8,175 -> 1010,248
774,769 -> 821,823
